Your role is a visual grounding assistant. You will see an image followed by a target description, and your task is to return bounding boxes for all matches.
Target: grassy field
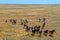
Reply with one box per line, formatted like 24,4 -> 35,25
0,5 -> 60,40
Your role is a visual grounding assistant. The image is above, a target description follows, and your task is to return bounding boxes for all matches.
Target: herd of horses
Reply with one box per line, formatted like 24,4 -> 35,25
5,18 -> 56,37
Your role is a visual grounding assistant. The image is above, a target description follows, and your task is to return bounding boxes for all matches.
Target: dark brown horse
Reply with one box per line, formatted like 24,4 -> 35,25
31,25 -> 40,36
25,25 -> 30,32
10,19 -> 16,25
39,18 -> 41,22
43,18 -> 46,22
5,20 -> 7,23
42,22 -> 46,30
39,30 -> 42,37
44,30 -> 49,36
49,29 -> 55,37
20,19 -> 24,25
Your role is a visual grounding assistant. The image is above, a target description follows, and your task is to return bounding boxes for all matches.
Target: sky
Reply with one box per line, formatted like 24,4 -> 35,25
0,0 -> 60,4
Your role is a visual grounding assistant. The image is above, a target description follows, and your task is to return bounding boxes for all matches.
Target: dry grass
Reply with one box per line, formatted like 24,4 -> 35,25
0,5 -> 60,40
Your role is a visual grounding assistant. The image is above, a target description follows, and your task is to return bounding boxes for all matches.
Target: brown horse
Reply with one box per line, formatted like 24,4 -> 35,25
44,30 -> 49,36
49,29 -> 55,37
43,18 -> 46,22
10,19 -> 16,25
31,25 -> 40,36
